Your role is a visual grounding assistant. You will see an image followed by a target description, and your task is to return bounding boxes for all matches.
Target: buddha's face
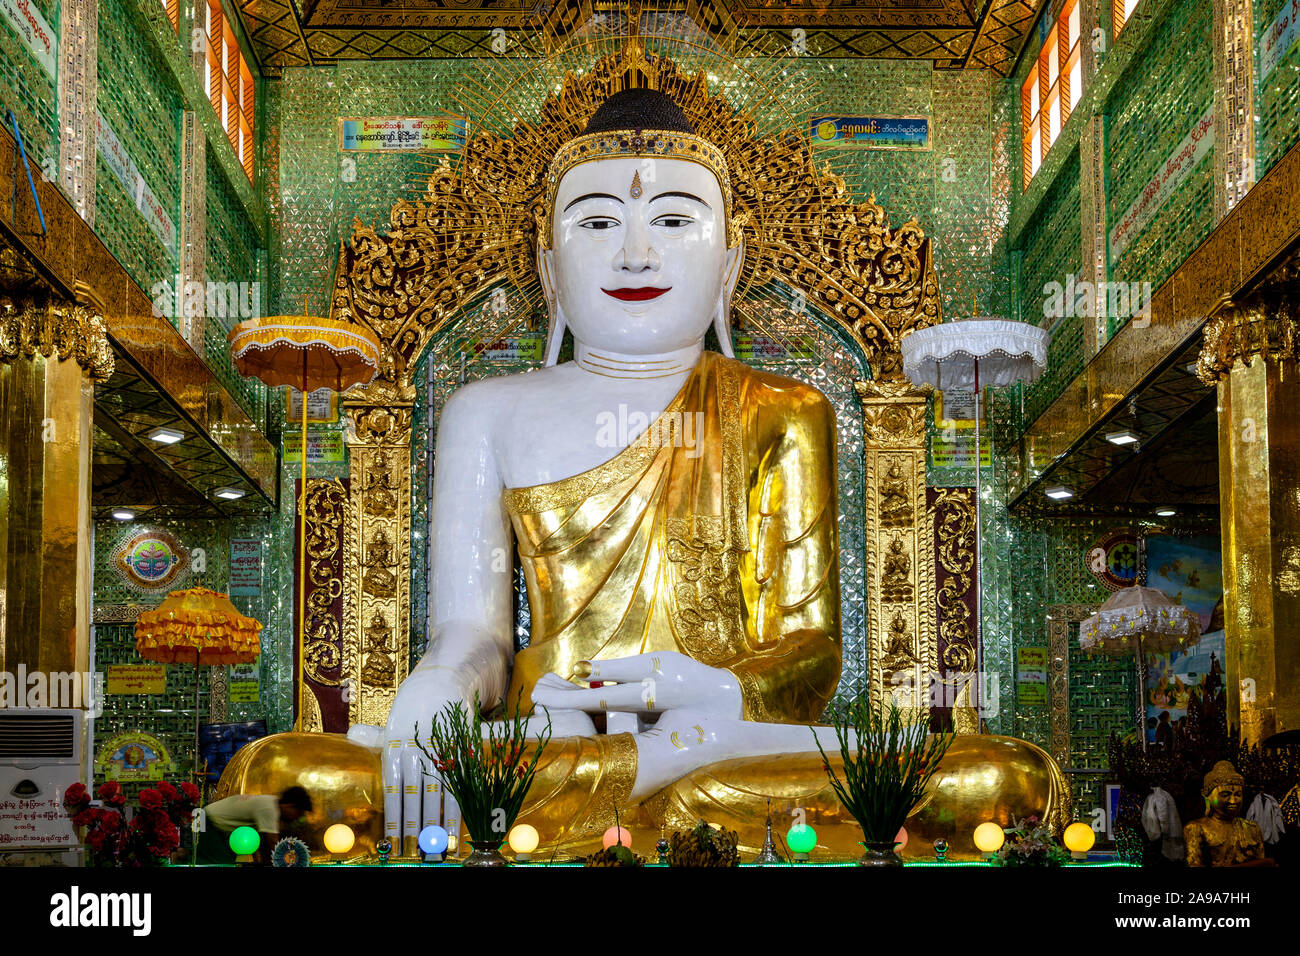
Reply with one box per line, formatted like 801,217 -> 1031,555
540,155 -> 742,355
1208,783 -> 1243,819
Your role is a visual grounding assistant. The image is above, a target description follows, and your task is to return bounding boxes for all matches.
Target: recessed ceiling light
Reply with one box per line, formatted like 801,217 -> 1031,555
215,487 -> 245,500
147,426 -> 184,445
1105,429 -> 1140,446
1045,485 -> 1074,500
1156,507 -> 1176,517
111,509 -> 135,521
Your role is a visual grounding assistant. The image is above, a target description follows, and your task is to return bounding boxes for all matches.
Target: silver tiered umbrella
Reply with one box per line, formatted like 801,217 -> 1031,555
1080,585 -> 1202,750
900,318 -> 1049,726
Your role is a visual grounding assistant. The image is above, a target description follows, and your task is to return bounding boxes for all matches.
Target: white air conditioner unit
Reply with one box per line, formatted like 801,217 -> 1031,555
0,708 -> 87,861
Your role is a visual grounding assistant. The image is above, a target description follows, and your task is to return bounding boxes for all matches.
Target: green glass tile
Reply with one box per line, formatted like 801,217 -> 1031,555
1104,0 -> 1214,310
95,0 -> 183,295
1256,0 -> 1300,177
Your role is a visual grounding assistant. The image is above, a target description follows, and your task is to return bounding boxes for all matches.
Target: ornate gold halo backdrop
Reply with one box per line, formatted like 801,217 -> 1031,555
336,15 -> 941,385
317,9 -> 953,735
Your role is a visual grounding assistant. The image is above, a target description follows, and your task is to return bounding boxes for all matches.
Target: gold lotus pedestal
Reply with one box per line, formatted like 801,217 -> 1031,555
218,730 -> 1068,862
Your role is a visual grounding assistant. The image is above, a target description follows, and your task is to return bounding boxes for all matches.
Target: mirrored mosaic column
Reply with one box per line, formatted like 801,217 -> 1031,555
179,111 -> 207,352
57,0 -> 97,225
0,294 -> 113,684
1078,0 -> 1108,356
1213,0 -> 1257,216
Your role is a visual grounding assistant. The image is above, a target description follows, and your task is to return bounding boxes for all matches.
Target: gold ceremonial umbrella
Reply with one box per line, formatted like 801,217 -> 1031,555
229,310 -> 381,731
135,586 -> 263,792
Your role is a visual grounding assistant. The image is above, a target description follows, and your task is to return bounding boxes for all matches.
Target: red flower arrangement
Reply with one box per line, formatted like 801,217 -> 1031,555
97,781 -> 126,808
63,779 -> 195,867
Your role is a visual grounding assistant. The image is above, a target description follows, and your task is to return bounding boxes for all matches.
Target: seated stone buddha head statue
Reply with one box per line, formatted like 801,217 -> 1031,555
534,86 -> 746,366
1201,760 -> 1246,819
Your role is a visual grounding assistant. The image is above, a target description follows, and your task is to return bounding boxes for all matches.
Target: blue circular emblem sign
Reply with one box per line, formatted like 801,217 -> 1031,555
1086,531 -> 1139,591
113,530 -> 189,590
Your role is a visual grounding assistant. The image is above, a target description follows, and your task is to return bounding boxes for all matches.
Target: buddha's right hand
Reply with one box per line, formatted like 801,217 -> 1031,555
381,660 -> 471,858
376,643 -> 589,857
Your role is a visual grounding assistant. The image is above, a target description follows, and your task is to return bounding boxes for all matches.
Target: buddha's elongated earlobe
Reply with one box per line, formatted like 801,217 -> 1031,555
712,299 -> 734,358
537,243 -> 567,367
712,242 -> 745,358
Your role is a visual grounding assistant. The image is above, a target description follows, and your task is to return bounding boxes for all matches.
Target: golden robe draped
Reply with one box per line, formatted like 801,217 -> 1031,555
503,350 -> 842,853
503,349 -> 843,724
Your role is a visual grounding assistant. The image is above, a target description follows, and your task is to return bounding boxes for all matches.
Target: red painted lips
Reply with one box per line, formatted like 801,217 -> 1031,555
602,287 -> 671,301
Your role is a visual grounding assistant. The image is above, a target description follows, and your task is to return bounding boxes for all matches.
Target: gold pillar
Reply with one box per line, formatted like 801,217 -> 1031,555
0,294 -> 112,683
1200,278 -> 1300,742
855,379 -> 936,716
342,384 -> 413,728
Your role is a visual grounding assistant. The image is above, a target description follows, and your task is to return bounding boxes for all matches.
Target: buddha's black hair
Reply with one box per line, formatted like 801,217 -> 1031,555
584,88 -> 695,135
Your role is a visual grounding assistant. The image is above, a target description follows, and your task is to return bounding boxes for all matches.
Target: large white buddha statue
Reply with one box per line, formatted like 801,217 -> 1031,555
219,88 -> 1068,860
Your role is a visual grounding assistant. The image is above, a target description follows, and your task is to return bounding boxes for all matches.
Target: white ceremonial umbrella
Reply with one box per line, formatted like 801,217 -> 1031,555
900,317 -> 1049,726
1080,585 -> 1202,750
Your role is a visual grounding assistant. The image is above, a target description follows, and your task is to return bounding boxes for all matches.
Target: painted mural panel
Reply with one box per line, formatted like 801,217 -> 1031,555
1143,534 -> 1224,746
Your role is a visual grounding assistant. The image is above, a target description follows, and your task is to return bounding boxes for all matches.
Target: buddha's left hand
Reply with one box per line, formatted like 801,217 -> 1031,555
530,651 -> 742,719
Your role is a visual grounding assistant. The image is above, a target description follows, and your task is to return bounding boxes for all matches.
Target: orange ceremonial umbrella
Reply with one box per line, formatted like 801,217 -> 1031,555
228,309 -> 381,730
135,586 -> 263,792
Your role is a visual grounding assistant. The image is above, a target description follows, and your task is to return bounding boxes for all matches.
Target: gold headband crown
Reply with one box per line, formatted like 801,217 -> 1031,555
539,90 -> 739,249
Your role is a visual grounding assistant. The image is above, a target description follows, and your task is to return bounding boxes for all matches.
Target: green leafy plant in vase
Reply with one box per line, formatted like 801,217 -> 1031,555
414,692 -> 551,866
814,698 -> 952,866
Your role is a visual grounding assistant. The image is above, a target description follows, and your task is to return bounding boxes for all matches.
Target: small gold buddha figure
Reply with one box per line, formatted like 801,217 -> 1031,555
879,460 -> 912,526
360,610 -> 396,688
362,453 -> 398,515
881,534 -> 913,602
881,609 -> 916,671
361,529 -> 396,598
1183,760 -> 1268,867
